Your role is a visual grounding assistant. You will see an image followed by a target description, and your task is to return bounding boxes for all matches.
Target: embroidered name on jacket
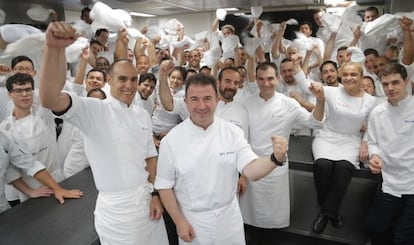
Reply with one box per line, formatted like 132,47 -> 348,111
219,151 -> 235,156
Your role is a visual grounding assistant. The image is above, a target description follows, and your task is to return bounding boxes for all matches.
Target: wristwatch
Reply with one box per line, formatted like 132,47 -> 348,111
270,153 -> 285,166
151,190 -> 160,197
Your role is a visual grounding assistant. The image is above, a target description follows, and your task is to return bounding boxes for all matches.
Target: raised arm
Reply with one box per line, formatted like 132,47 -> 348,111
271,22 -> 287,59
211,17 -> 219,33
73,48 -> 89,85
349,25 -> 361,47
323,32 -> 337,61
400,16 -> 414,65
158,60 -> 175,111
39,22 -> 77,113
114,29 -> 129,62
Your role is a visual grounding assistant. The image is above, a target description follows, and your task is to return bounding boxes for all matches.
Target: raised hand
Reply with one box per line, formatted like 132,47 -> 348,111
309,82 -> 325,102
45,22 -> 78,48
271,136 -> 288,163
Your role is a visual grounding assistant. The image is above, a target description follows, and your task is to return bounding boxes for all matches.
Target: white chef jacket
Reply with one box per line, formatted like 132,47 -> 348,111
155,117 -> 258,244
152,89 -> 184,135
172,98 -> 249,139
0,106 -> 63,202
277,79 -> 317,136
0,131 -> 44,213
133,94 -> 155,116
367,95 -> 414,197
58,93 -> 157,192
312,86 -> 376,168
62,126 -> 89,179
239,93 -> 323,228
58,92 -> 168,245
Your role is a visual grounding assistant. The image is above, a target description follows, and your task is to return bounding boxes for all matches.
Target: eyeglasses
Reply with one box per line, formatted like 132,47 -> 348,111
13,67 -> 34,73
11,88 -> 34,95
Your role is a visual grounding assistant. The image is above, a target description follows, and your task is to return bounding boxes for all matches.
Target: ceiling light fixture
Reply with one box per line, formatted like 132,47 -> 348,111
130,12 -> 156,17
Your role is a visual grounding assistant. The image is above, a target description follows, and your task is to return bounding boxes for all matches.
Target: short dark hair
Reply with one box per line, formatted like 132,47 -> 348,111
362,76 -> 375,88
139,73 -> 157,86
337,46 -> 348,52
280,58 -> 292,65
11,56 -> 34,69
364,48 -> 379,57
380,62 -> 407,80
186,68 -> 197,74
90,39 -> 102,47
218,67 -> 239,81
199,66 -> 211,73
320,60 -> 338,73
86,68 -> 106,82
365,6 -> 379,15
6,73 -> 34,92
87,88 -> 106,99
170,67 -> 187,81
185,74 -> 217,97
95,28 -> 109,37
256,62 -> 278,76
81,7 -> 91,16
299,21 -> 313,31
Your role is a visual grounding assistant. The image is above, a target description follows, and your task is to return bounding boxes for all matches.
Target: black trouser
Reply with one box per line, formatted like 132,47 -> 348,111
366,191 -> 414,245
313,158 -> 355,217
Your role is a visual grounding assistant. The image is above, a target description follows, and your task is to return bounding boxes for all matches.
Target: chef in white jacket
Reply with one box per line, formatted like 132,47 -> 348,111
239,62 -> 325,241
1,73 -> 64,202
39,22 -> 168,245
0,130 -> 82,213
155,73 -> 289,244
366,63 -> 414,245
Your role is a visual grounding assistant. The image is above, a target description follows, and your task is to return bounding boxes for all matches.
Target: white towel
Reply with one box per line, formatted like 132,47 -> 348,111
321,13 -> 342,33
251,6 -> 263,18
286,18 -> 299,25
348,46 -> 365,65
65,37 -> 89,63
3,32 -> 45,57
364,14 -> 400,36
0,24 -> 41,43
216,9 -> 227,21
163,18 -> 183,35
294,32 -> 314,51
90,1 -> 131,32
171,35 -> 195,49
243,36 -> 261,57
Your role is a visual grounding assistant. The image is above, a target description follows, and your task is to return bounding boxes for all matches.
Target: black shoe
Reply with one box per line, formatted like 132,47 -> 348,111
330,215 -> 344,228
312,213 -> 329,233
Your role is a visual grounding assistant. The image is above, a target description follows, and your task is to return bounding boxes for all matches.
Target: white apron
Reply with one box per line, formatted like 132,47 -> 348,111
239,161 -> 290,229
94,183 -> 168,245
3,112 -> 63,202
180,196 -> 245,245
